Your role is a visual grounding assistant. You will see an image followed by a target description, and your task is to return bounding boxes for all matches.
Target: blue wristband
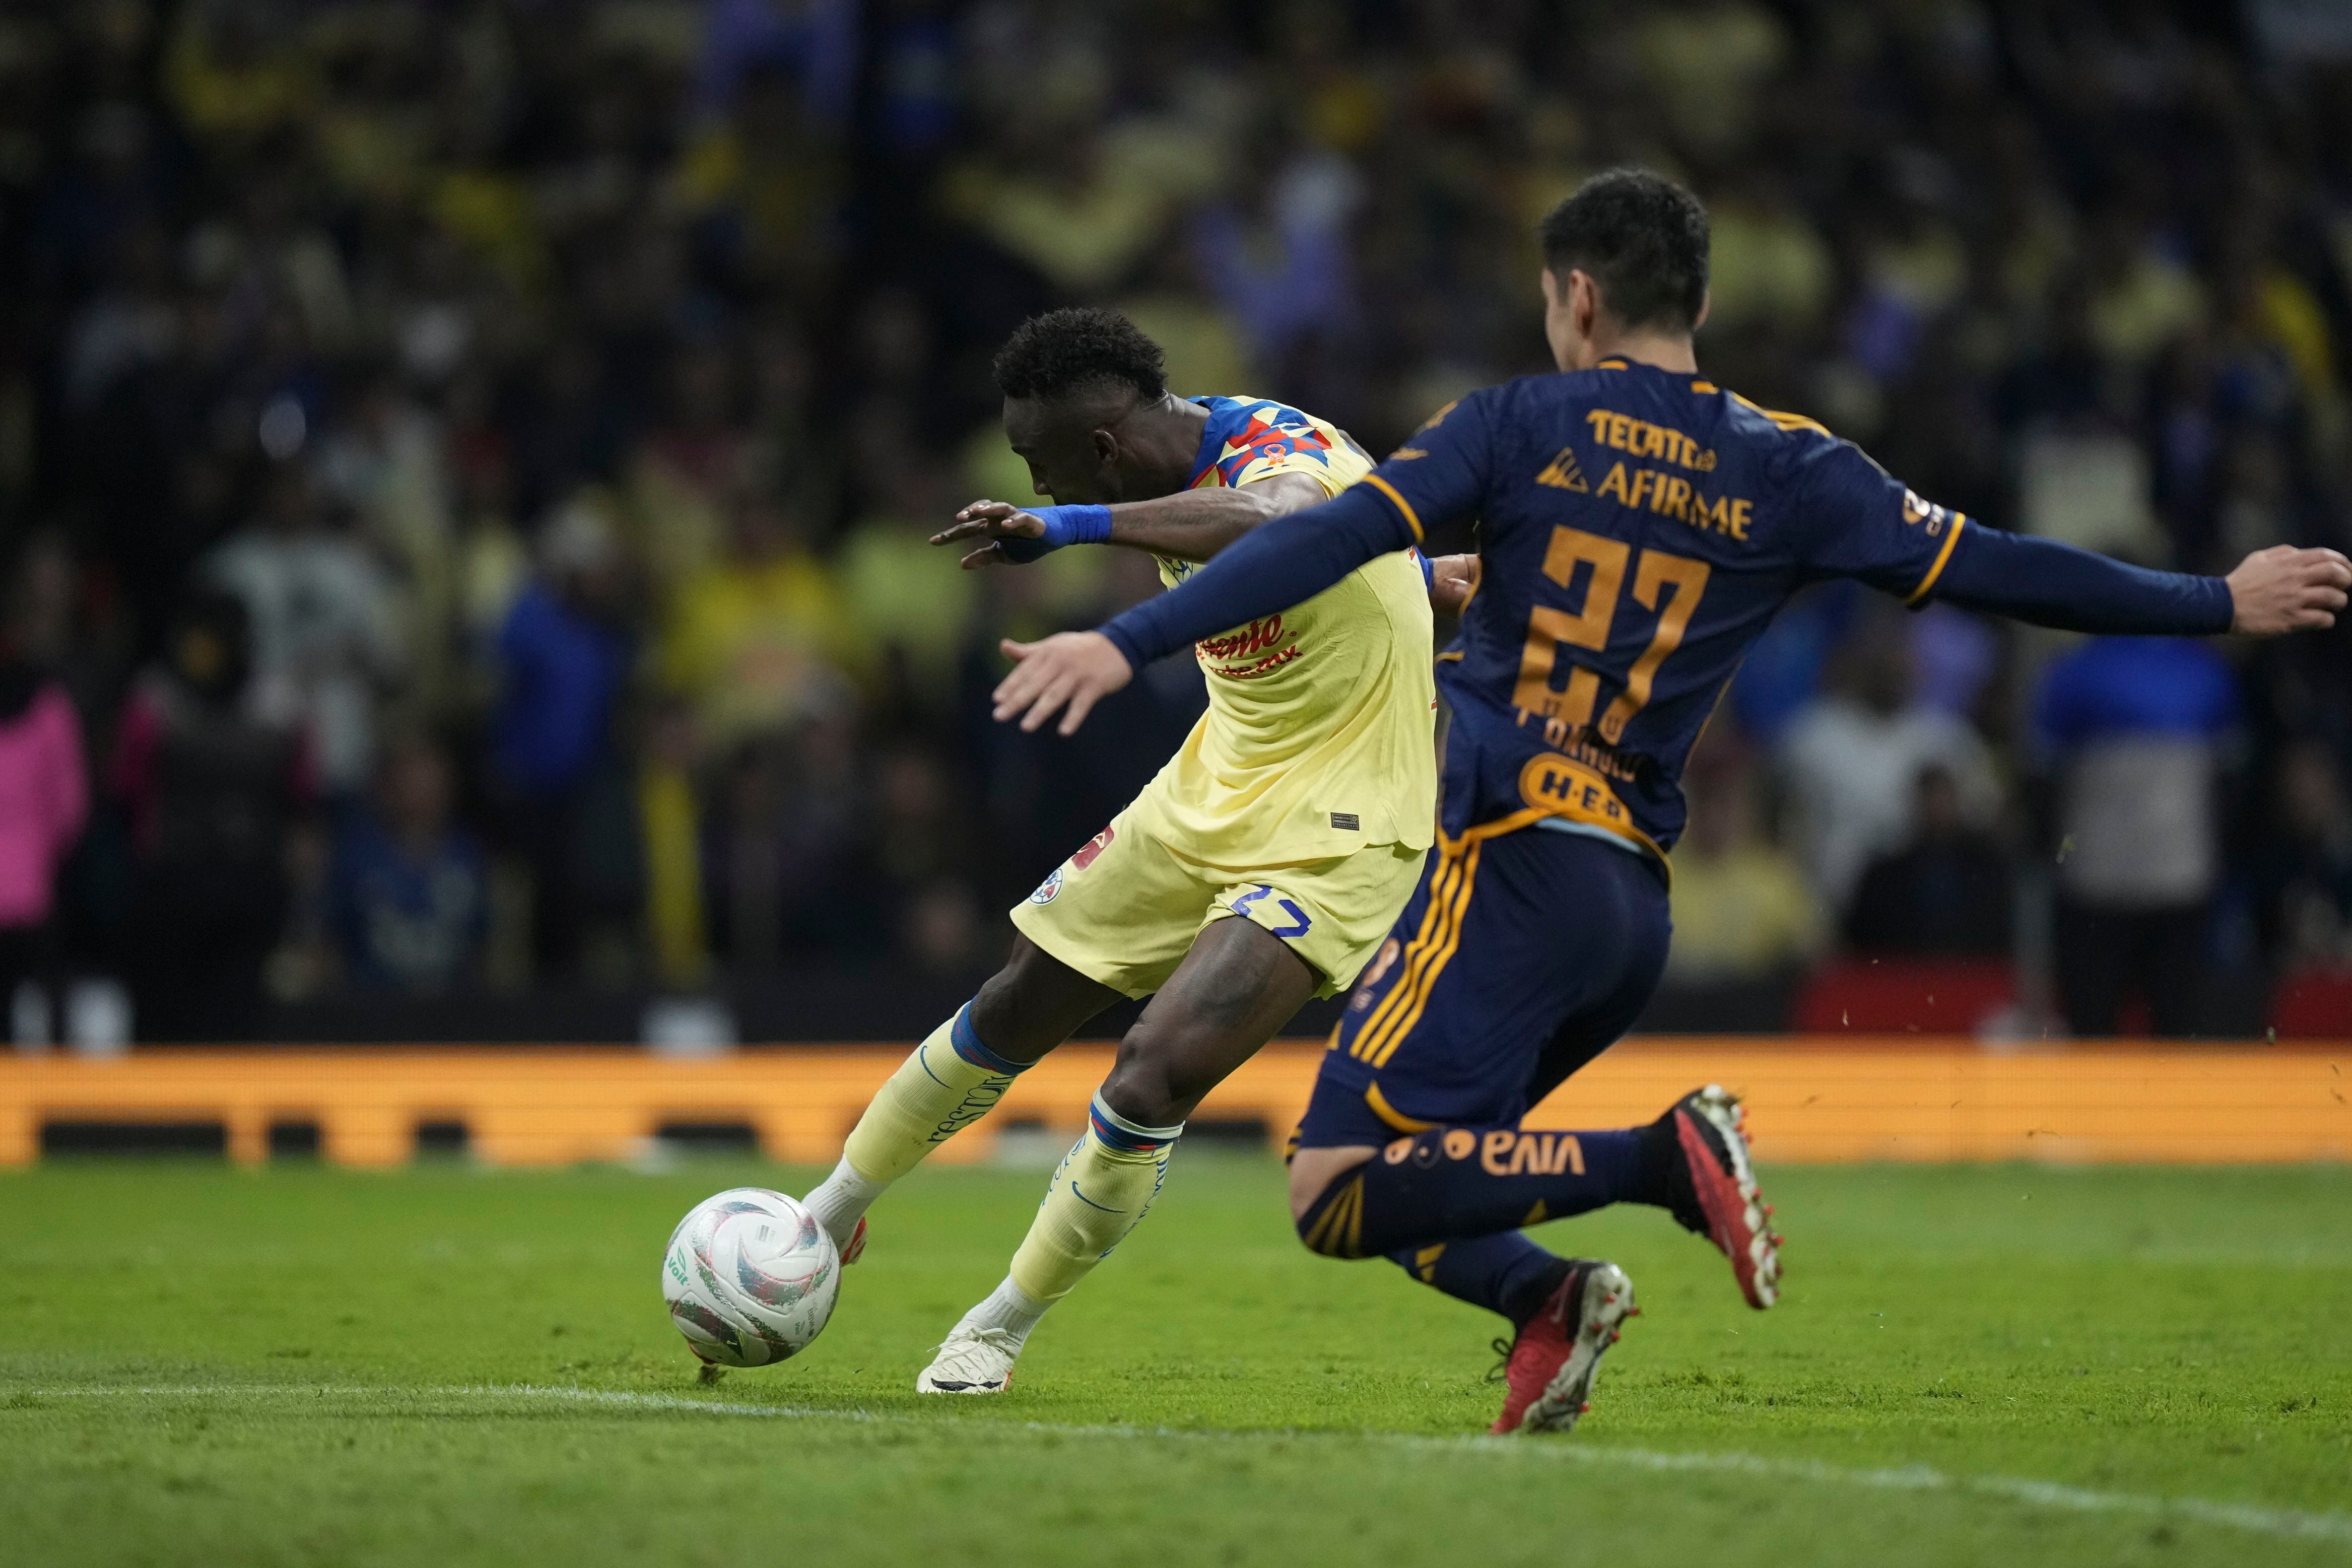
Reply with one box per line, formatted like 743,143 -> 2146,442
1036,504 -> 1112,549
998,504 -> 1112,563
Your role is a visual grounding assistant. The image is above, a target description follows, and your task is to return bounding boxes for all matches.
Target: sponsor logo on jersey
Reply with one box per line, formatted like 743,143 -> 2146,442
1197,614 -> 1287,660
1071,825 -> 1116,870
1519,752 -> 1635,831
1442,1128 -> 1477,1160
1197,612 -> 1302,680
1534,447 -> 1590,491
1584,407 -> 1717,471
1481,1130 -> 1586,1177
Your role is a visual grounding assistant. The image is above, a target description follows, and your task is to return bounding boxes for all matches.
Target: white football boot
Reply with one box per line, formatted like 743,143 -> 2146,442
915,1325 -> 1023,1394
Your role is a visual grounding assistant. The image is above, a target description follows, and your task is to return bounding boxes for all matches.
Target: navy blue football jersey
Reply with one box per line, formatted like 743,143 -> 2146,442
1370,357 -> 1966,853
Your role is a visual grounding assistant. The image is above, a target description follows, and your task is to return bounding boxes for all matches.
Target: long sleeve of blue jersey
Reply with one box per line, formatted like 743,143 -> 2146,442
1931,526 -> 2234,634
1098,396 -> 1491,670
1788,434 -> 2235,635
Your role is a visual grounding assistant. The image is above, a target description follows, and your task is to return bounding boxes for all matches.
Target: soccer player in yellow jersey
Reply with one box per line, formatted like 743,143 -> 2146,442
799,307 -> 1465,1392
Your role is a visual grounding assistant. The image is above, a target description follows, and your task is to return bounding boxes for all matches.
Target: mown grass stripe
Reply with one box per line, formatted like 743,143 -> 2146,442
15,1382 -> 2350,1546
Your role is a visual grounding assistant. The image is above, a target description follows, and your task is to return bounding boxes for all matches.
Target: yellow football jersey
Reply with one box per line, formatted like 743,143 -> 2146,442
1136,396 -> 1438,866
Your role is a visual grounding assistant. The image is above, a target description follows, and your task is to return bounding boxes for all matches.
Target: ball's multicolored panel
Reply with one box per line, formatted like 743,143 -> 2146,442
659,1187 -> 840,1368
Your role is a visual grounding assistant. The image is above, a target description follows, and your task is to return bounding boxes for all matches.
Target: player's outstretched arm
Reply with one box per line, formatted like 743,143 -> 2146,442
933,473 -> 1328,569
989,479 -> 1422,734
1929,526 -> 2349,637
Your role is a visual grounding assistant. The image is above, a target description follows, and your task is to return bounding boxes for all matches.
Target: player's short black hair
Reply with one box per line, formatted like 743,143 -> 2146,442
1537,169 -> 1711,333
991,307 -> 1167,404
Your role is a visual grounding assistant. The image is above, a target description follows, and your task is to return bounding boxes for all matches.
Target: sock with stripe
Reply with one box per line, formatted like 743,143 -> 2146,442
803,1003 -> 1030,1249
1298,1122 -> 1665,1259
1391,1234 -> 1574,1327
1004,1095 -> 1181,1311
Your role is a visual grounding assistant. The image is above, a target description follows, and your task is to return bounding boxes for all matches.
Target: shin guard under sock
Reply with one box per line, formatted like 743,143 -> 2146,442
1007,1095 -> 1180,1306
1299,1124 -> 1656,1259
807,1003 -> 1028,1247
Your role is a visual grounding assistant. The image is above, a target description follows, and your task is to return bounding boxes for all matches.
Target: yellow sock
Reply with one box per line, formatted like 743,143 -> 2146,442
805,1005 -> 1024,1246
1007,1095 -> 1181,1305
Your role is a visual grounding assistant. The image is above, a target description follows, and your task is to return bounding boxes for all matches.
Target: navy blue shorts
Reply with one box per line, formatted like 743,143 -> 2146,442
1294,825 -> 1671,1150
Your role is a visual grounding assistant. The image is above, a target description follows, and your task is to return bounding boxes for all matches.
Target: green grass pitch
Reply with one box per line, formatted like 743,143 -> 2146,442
3,1155 -> 2348,1567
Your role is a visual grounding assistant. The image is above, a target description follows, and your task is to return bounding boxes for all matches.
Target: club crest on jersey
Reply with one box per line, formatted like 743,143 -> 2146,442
1028,867 -> 1063,904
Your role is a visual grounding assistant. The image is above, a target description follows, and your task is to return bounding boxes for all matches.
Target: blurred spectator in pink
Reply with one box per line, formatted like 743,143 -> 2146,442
1843,763 -> 2013,958
2032,634 -> 2240,1036
0,556 -> 91,1021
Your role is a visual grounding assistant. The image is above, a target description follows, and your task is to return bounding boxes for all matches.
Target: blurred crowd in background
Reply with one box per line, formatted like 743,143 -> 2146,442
0,0 -> 2348,1042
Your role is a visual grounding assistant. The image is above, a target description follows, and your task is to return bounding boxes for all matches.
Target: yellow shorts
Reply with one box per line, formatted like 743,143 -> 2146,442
1010,803 -> 1427,1001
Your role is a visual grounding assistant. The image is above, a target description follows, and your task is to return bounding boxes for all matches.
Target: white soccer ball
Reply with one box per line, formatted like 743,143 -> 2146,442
661,1187 -> 840,1367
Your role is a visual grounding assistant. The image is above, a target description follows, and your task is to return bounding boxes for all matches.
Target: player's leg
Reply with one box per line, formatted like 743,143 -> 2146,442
1293,829 -> 1778,1284
918,914 -> 1320,1392
800,934 -> 1119,1252
921,846 -> 1420,1392
802,819 -> 1182,1256
1315,910 -> 1673,1334
1289,830 -> 1672,1258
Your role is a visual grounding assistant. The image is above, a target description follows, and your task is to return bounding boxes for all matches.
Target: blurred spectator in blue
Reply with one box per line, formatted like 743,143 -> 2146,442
1191,125 -> 1362,378
489,500 -> 635,979
696,0 -> 858,126
2252,742 -> 2352,972
1843,764 -> 2013,958
2033,634 -> 2239,1036
328,736 -> 487,992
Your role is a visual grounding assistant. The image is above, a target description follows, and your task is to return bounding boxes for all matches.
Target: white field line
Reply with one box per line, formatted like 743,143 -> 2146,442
13,1382 -> 2352,1548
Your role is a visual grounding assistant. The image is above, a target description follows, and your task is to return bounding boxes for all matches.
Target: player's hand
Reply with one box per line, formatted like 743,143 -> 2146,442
993,632 -> 1133,735
931,500 -> 1046,569
1429,553 -> 1481,614
2226,544 -> 2352,634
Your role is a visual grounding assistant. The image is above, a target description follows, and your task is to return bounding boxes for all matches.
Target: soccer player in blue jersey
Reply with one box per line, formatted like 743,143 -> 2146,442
984,170 -> 2352,1435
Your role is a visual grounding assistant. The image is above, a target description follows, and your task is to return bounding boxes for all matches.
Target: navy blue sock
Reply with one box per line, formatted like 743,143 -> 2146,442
1390,1233 -> 1570,1326
1299,1123 -> 1664,1259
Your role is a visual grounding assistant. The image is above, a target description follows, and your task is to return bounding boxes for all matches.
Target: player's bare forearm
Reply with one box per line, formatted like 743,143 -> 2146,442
1103,473 -> 1329,562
